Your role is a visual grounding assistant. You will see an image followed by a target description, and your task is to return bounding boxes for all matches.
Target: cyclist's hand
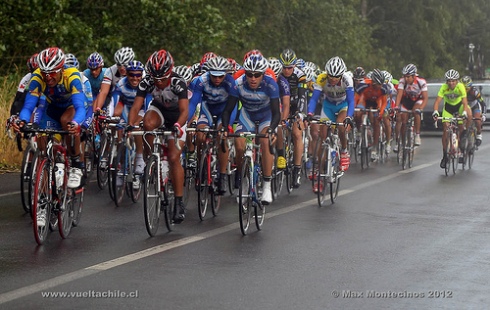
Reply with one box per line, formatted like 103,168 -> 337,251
295,112 -> 304,122
68,121 -> 81,136
125,125 -> 135,133
219,126 -> 228,138
188,120 -> 197,128
172,122 -> 184,138
432,110 -> 440,121
482,114 -> 487,122
12,119 -> 25,133
344,116 -> 354,129
461,110 -> 468,119
306,113 -> 313,123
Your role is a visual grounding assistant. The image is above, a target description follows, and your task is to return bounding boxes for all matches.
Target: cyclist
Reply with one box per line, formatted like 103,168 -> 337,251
432,69 -> 470,169
307,56 -> 354,185
13,47 -> 87,189
93,47 -> 135,112
109,60 -> 150,187
221,54 -> 281,205
128,50 -> 189,224
393,64 -> 428,151
188,56 -> 238,195
461,76 -> 484,146
83,52 -> 106,101
356,69 -> 389,161
278,48 -> 307,188
9,53 -> 39,118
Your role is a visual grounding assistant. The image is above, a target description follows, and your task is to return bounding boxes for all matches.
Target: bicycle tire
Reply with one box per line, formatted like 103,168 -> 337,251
210,151 -> 221,216
445,132 -> 451,176
197,150 -> 210,220
20,145 -> 36,214
238,158 -> 252,235
330,149 -> 341,204
107,139 -> 118,201
284,131 -> 294,193
317,144 -> 329,207
58,188 -> 74,239
112,143 -> 127,206
254,198 -> 265,230
467,128 -> 475,169
32,158 -> 51,245
183,164 -> 194,207
227,140 -> 237,195
163,179 -> 173,232
311,135 -> 322,187
143,156 -> 160,237
84,137 -> 95,182
71,188 -> 84,227
96,133 -> 110,190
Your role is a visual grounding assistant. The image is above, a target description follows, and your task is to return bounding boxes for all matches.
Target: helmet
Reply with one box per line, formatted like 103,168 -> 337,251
402,63 -> 417,75
87,52 -> 104,69
243,49 -> 262,62
325,56 -> 346,77
304,61 -> 317,71
114,47 -> 134,66
191,62 -> 201,76
243,54 -> 269,73
296,58 -> 306,69
27,53 -> 39,72
64,53 -> 79,69
371,69 -> 385,85
461,76 -> 473,87
173,65 -> 193,84
37,47 -> 65,72
382,70 -> 393,83
279,48 -> 297,66
206,56 -> 230,75
125,60 -> 144,72
445,69 -> 460,80
353,66 -> 365,79
146,50 -> 174,78
200,52 -> 217,67
268,57 -> 283,77
302,66 -> 316,82
227,58 -> 238,73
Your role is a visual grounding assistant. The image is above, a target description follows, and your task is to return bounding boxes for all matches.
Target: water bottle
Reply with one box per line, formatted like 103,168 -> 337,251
162,156 -> 169,180
452,132 -> 458,150
331,150 -> 337,167
94,134 -> 101,150
55,163 -> 65,188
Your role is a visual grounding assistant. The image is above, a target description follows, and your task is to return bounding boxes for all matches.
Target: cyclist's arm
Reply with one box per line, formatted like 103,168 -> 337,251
176,97 -> 189,127
433,96 -> 443,112
94,82 -> 111,112
187,84 -> 202,122
419,90 -> 429,110
10,91 -> 27,116
270,97 -> 281,132
346,87 -> 355,118
221,95 -> 239,128
394,88 -> 404,109
281,94 -> 291,121
307,89 -> 322,115
129,95 -> 145,126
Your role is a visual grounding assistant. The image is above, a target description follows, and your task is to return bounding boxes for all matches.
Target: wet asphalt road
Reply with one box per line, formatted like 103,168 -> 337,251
1,134 -> 490,309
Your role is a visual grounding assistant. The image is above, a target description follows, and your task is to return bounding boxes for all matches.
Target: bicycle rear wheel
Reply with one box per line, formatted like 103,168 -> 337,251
113,143 -> 127,207
254,200 -> 265,230
467,129 -> 475,169
20,145 -> 37,214
58,188 -> 74,239
143,156 -> 161,237
163,179 -> 173,231
32,158 -> 51,245
84,137 -> 95,182
96,133 -> 111,190
330,150 -> 341,204
71,188 -> 84,227
238,159 -> 252,235
284,133 -> 294,193
227,140 -> 237,195
317,145 -> 329,207
197,151 -> 210,220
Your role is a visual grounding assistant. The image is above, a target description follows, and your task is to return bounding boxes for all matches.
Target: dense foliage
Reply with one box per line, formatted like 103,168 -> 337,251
1,0 -> 489,78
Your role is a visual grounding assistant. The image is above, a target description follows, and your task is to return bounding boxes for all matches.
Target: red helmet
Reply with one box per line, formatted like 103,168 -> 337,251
200,52 -> 217,67
27,53 -> 39,72
145,50 -> 174,78
38,47 -> 65,72
243,49 -> 262,62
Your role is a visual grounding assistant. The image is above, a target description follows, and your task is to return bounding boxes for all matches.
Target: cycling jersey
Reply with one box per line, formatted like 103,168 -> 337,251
281,67 -> 307,113
466,86 -> 485,109
10,72 -> 32,116
109,76 -> 151,122
277,75 -> 291,98
102,65 -> 124,90
438,83 -> 466,106
136,73 -> 188,127
307,72 -> 355,117
397,76 -> 428,101
356,79 -> 389,113
20,67 -> 86,125
83,67 -> 107,99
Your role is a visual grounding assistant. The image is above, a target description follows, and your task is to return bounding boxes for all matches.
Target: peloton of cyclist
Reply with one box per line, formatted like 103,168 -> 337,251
128,49 -> 189,224
461,76 -> 485,146
432,69 -> 471,169
221,54 -> 281,205
394,64 -> 428,151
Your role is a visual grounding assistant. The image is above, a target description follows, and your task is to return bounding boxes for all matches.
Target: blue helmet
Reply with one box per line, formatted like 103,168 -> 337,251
87,52 -> 104,69
125,60 -> 144,72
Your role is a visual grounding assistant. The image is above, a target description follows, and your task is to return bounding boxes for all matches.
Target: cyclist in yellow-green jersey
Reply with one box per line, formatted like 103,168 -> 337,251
432,69 -> 471,169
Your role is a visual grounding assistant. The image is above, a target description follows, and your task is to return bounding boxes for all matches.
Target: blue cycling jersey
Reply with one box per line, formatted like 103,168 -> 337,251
83,67 -> 106,99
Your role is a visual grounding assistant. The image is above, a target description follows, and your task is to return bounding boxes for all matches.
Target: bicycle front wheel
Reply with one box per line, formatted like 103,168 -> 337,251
32,158 -> 51,245
238,159 -> 252,235
71,188 -> 84,227
113,143 -> 128,207
58,188 -> 74,239
330,150 -> 341,204
20,146 -> 37,214
317,145 -> 329,207
197,151 -> 210,220
143,156 -> 161,237
96,133 -> 111,190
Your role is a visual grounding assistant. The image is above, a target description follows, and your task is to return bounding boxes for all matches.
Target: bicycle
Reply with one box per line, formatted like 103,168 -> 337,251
228,125 -> 273,235
461,117 -> 480,170
398,111 -> 415,170
93,114 -> 120,191
310,119 -> 344,206
134,128 -> 179,237
192,123 -> 223,221
355,108 -> 375,169
436,116 -> 465,176
21,126 -> 84,245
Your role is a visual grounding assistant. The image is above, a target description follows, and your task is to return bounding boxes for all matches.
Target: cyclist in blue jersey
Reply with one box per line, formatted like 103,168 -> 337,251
93,47 -> 134,112
221,54 -> 281,205
110,60 -> 151,182
83,52 -> 106,101
188,56 -> 239,195
13,47 -> 87,189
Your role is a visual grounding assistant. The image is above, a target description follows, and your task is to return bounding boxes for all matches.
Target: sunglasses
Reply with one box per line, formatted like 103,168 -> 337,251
245,72 -> 263,78
210,74 -> 226,79
283,66 -> 294,70
128,72 -> 143,78
404,75 -> 414,79
328,74 -> 341,79
41,68 -> 62,79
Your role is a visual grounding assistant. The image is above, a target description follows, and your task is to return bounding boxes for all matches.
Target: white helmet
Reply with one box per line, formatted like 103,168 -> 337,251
243,55 -> 269,73
445,69 -> 460,80
38,47 -> 65,72
325,56 -> 346,77
173,65 -> 193,85
114,47 -> 135,66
